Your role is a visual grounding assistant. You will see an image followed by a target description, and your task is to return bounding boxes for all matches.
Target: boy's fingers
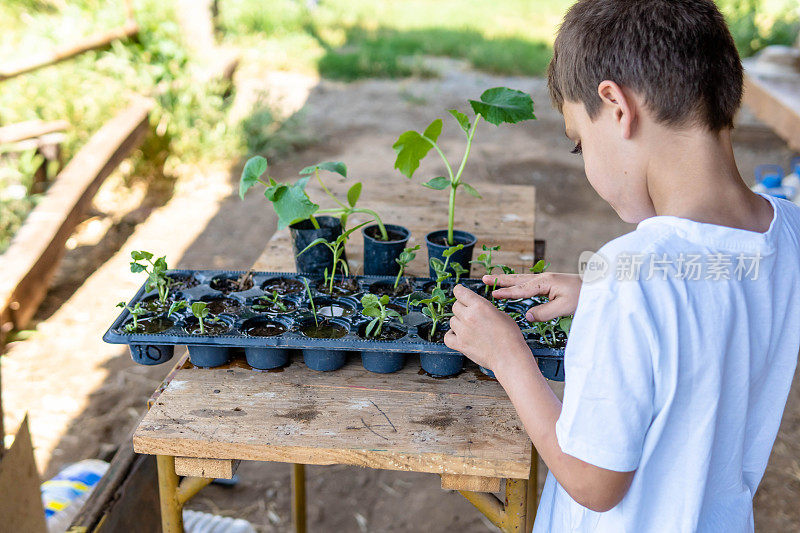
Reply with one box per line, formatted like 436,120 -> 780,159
444,329 -> 459,350
492,278 -> 550,300
482,273 -> 531,287
526,299 -> 570,322
453,284 -> 481,305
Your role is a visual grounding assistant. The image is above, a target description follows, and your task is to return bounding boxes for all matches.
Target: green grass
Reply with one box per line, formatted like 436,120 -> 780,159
218,0 -> 571,78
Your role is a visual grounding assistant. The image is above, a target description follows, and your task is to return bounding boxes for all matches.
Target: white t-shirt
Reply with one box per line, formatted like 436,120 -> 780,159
534,194 -> 800,532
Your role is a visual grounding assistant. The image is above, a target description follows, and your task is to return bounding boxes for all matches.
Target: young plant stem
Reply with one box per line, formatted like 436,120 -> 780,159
302,278 -> 318,327
394,267 -> 404,291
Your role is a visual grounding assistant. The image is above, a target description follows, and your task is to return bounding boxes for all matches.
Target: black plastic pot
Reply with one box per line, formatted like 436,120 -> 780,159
303,349 -> 347,371
242,317 -> 291,369
479,366 -> 495,378
357,322 -> 407,373
425,230 -> 477,278
129,344 -> 174,365
420,353 -> 464,377
188,346 -> 231,368
362,224 -> 411,276
245,347 -> 290,370
291,216 -> 345,276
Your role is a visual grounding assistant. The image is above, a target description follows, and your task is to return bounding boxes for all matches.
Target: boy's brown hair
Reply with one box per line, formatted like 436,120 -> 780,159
547,0 -> 743,131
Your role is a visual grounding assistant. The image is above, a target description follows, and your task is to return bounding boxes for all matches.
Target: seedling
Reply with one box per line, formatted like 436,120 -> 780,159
117,301 -> 147,333
239,156 -> 320,230
168,300 -> 187,317
450,263 -> 469,285
298,221 -> 369,294
393,87 -> 535,245
471,245 -> 514,298
394,244 -> 420,290
253,290 -> 288,312
410,287 -> 455,340
361,294 -> 403,337
130,250 -> 171,305
189,301 -> 218,335
523,316 -> 572,348
300,162 -> 389,240
239,157 -> 389,239
301,277 -> 318,327
429,244 -> 464,286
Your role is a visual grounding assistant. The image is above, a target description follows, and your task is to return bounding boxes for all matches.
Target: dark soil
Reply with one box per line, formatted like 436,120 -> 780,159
210,272 -> 254,293
419,322 -> 448,343
299,321 -> 348,339
261,276 -> 305,295
369,280 -> 413,297
365,226 -> 407,242
316,277 -> 360,297
243,319 -> 287,337
359,323 -> 406,341
317,300 -> 355,317
203,297 -> 242,314
140,295 -> 172,314
429,234 -> 470,247
124,316 -> 174,334
251,296 -> 297,314
184,318 -> 230,336
168,272 -> 199,290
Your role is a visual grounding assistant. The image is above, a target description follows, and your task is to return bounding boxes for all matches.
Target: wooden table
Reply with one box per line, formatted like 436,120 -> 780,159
133,174 -> 540,532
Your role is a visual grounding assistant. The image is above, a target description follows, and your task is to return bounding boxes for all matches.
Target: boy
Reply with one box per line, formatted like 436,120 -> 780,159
444,0 -> 800,531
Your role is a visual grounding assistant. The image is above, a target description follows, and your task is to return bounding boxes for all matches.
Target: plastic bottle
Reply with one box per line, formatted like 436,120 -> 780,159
752,163 -> 792,199
41,459 -> 110,533
783,156 -> 800,204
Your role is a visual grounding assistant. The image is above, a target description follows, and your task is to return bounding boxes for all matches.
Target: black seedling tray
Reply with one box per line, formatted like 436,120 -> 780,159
103,270 -> 565,379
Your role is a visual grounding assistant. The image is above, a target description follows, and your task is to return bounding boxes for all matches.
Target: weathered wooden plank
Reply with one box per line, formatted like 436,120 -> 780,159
134,359 -> 532,479
174,457 -> 239,479
0,98 -> 153,344
0,22 -> 139,82
441,473 -> 502,492
0,120 -> 69,145
743,67 -> 800,152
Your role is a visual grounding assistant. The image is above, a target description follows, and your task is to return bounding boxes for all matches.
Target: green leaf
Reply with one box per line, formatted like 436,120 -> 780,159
379,295 -> 391,305
362,307 -> 382,319
461,183 -> 482,198
448,109 -> 470,133
347,182 -> 362,207
130,262 -> 146,273
365,318 -> 379,337
422,176 -> 450,190
131,250 -> 152,261
153,256 -> 168,272
190,301 -> 209,319
442,244 -> 464,258
240,156 -> 268,199
530,259 -> 550,274
423,118 -> 443,142
361,293 -> 380,308
265,177 -> 319,230
392,119 -> 442,179
558,316 -> 572,335
299,161 -> 347,178
297,237 -> 331,257
469,87 -> 536,126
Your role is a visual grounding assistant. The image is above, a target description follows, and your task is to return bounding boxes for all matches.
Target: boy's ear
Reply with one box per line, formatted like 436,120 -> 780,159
597,80 -> 637,140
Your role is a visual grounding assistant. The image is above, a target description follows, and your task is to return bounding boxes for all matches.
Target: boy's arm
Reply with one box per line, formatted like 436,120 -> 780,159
495,341 -> 634,512
446,284 -> 635,512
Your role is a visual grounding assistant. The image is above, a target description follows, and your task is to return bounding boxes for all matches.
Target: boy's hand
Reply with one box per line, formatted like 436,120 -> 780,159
444,285 -> 529,372
484,272 -> 582,322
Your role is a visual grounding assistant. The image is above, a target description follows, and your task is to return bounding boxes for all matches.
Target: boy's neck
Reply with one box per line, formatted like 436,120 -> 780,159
645,128 -> 773,233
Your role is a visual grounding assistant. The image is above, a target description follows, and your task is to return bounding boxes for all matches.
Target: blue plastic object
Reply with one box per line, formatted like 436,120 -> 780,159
755,164 -> 784,188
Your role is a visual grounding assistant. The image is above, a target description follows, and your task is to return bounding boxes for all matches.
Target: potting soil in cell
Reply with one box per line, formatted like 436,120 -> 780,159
104,270 -> 566,379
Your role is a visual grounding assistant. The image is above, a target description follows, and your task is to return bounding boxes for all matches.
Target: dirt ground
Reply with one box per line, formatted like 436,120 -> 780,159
3,57 -> 799,532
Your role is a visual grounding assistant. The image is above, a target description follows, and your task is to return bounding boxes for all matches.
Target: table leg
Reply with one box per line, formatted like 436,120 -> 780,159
291,463 -> 307,533
505,478 -> 529,532
157,455 -> 183,533
526,447 -> 539,530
